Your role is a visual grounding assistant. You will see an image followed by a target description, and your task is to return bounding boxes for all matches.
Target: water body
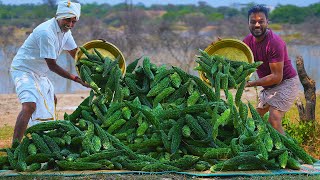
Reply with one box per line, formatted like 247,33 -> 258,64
287,45 -> 320,90
0,51 -> 87,94
0,45 -> 319,94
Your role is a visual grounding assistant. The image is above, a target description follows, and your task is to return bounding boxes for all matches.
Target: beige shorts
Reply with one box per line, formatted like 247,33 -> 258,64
258,76 -> 299,112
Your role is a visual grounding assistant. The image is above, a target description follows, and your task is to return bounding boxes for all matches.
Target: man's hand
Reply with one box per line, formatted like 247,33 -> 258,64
46,59 -> 90,88
74,76 -> 90,88
245,81 -> 255,87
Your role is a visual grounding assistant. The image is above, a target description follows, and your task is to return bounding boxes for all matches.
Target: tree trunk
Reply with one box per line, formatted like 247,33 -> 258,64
295,56 -> 316,122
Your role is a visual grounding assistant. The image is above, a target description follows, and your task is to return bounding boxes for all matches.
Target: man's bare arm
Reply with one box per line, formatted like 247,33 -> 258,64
45,58 -> 90,87
246,61 -> 283,87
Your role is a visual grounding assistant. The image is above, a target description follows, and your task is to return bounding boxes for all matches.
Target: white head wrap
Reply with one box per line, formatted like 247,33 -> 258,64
56,0 -> 81,21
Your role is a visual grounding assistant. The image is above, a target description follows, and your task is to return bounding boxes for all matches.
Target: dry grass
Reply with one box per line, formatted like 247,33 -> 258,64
268,24 -> 283,31
0,125 -> 13,149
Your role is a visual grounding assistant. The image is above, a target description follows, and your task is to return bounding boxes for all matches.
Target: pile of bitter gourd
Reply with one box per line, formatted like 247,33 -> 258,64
0,48 -> 317,172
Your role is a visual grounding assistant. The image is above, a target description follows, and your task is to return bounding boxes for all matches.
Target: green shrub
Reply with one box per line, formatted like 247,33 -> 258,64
282,116 -> 317,145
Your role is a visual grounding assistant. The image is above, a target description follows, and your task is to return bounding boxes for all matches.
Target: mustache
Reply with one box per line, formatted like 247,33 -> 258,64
64,26 -> 72,29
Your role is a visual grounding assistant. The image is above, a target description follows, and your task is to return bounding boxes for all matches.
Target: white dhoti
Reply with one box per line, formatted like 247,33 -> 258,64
10,68 -> 56,126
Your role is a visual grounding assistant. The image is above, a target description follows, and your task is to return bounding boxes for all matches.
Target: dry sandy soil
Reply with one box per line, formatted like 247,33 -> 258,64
0,91 -> 90,148
0,91 -> 90,128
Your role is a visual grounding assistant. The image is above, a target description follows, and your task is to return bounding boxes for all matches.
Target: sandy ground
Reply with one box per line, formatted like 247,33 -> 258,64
0,91 -> 90,148
0,91 -> 90,128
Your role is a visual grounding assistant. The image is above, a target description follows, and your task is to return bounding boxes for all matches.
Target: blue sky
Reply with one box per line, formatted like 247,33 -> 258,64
1,0 -> 319,7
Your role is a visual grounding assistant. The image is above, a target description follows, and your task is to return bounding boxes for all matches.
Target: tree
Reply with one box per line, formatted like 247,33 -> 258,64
42,0 -> 57,8
215,16 -> 248,38
296,17 -> 320,44
183,13 -> 207,34
216,6 -> 240,18
155,19 -> 205,73
295,56 -> 316,122
0,26 -> 22,93
309,3 -> 320,17
120,0 -> 148,55
270,5 -> 308,24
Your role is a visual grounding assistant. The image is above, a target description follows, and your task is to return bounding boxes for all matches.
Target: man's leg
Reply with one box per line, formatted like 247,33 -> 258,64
256,106 -> 269,117
268,106 -> 286,134
256,104 -> 286,134
12,102 -> 36,144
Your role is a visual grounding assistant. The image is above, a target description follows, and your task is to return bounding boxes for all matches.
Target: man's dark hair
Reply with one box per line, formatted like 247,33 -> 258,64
248,4 -> 269,20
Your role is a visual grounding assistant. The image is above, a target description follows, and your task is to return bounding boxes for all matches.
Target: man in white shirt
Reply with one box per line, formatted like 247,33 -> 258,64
10,0 -> 89,144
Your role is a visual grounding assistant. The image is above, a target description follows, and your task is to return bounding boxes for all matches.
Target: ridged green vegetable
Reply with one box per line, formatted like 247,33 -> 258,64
278,150 -> 289,168
185,114 -> 206,140
43,134 -> 60,153
279,133 -> 313,164
94,124 -> 112,150
286,157 -> 301,170
57,160 -> 102,170
182,125 -> 191,138
31,133 -> 51,154
203,148 -> 232,160
82,121 -> 95,154
147,77 -> 170,97
126,57 -> 141,73
187,90 -> 200,107
107,119 -> 126,134
25,153 -> 51,165
153,87 -> 175,107
235,80 -> 246,107
79,46 -> 102,62
170,72 -> 182,88
80,65 -> 101,94
25,120 -> 63,135
142,57 -> 154,80
121,106 -> 132,120
102,110 -> 122,128
28,163 -> 41,172
92,104 -> 105,123
3,54 -> 316,173
170,118 -> 184,153
92,135 -> 102,152
136,121 -> 148,137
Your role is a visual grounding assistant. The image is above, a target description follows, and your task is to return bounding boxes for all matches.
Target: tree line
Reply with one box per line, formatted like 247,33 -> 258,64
0,2 -> 319,27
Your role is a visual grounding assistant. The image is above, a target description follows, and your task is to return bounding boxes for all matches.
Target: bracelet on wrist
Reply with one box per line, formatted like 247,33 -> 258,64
72,75 -> 79,81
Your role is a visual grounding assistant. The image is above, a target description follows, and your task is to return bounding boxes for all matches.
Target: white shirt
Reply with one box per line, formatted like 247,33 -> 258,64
11,18 -> 77,76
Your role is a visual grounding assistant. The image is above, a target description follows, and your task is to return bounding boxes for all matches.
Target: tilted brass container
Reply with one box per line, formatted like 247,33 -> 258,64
75,39 -> 126,77
199,38 -> 254,85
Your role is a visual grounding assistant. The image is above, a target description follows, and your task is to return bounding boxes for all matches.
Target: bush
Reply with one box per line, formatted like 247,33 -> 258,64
282,116 -> 318,145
